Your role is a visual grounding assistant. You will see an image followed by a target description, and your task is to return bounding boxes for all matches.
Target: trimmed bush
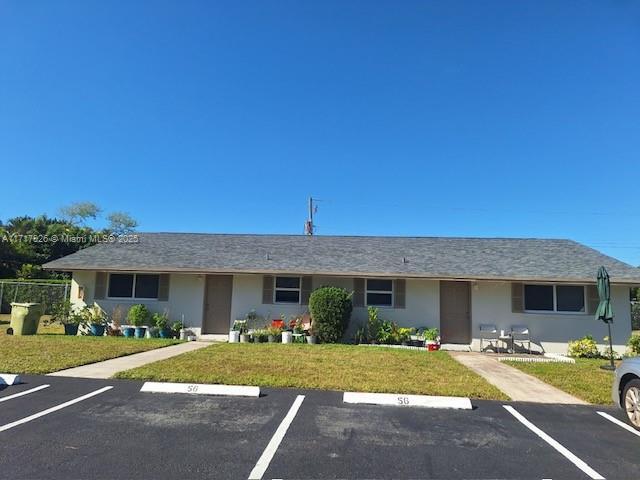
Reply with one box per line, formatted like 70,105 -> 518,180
632,302 -> 640,331
308,286 -> 353,343
628,335 -> 640,355
568,335 -> 600,358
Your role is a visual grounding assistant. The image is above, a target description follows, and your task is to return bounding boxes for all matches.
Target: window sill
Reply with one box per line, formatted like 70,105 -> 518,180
523,310 -> 588,316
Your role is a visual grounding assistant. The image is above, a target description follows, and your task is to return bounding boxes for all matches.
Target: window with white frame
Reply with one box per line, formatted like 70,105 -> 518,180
366,279 -> 393,307
524,284 -> 585,313
108,273 -> 160,299
274,276 -> 301,304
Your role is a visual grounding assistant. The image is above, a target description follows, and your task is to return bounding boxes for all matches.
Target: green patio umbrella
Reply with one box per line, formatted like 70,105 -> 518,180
595,266 -> 615,370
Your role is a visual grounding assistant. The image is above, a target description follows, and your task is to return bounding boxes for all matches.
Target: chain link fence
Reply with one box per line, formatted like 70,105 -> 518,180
0,281 -> 71,315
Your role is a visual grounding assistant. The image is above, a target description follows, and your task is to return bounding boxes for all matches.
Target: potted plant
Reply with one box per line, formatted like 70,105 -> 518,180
234,320 -> 250,343
424,327 -> 440,351
229,320 -> 245,343
107,305 -> 124,336
397,327 -> 413,346
306,321 -> 318,344
48,300 -> 82,336
267,325 -> 282,343
292,318 -> 305,343
171,320 -> 183,339
252,328 -> 268,343
82,304 -> 107,336
127,304 -> 150,339
152,311 -> 171,338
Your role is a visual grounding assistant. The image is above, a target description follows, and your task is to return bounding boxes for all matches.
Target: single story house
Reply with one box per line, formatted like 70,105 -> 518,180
43,233 -> 640,354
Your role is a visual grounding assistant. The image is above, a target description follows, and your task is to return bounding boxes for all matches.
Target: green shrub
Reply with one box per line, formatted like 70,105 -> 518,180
81,304 -> 107,326
632,302 -> 640,331
127,304 -> 150,327
395,327 -> 414,344
377,320 -> 395,344
47,300 -> 83,325
152,312 -> 168,329
567,335 -> 600,358
628,335 -> 640,355
422,327 -> 439,341
308,286 -> 353,343
366,306 -> 382,342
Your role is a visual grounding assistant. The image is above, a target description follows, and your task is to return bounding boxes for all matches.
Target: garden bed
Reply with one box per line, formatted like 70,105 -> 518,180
116,343 -> 508,400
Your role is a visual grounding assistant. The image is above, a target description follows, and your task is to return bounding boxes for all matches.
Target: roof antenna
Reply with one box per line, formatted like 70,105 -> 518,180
304,197 -> 317,235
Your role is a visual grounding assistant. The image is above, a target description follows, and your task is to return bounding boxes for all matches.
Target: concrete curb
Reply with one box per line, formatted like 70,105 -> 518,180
343,391 -> 473,409
0,374 -> 21,386
140,381 -> 260,397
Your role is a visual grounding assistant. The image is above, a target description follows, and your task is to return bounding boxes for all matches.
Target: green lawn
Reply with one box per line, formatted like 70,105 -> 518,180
0,316 -> 63,335
116,343 -> 509,400
504,358 -> 618,404
0,331 -> 182,374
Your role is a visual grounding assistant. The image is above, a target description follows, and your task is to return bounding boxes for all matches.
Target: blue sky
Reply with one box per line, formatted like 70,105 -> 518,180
1,1 -> 639,265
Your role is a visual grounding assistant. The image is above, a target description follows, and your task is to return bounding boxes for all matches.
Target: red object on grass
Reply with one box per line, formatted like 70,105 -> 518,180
271,319 -> 285,328
427,343 -> 440,351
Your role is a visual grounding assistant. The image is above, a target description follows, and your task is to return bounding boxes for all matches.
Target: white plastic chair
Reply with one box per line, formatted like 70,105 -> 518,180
511,325 -> 531,354
479,324 -> 499,352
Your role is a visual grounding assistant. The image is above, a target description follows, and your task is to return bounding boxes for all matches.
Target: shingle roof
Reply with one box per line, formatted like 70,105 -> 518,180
42,233 -> 640,284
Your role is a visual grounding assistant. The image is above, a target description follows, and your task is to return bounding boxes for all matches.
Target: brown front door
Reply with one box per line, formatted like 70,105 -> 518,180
440,281 -> 471,344
203,275 -> 233,334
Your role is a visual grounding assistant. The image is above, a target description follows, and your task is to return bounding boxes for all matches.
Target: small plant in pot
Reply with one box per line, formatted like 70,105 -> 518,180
234,320 -> 250,343
229,319 -> 246,343
423,327 -> 440,351
397,327 -> 414,346
171,320 -> 183,339
107,305 -> 123,336
127,304 -> 150,338
82,304 -> 107,336
47,300 -> 83,336
306,322 -> 318,344
153,311 -> 171,338
252,328 -> 268,343
266,325 -> 282,343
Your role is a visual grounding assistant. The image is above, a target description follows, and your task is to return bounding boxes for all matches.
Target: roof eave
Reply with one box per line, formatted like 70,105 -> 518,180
41,263 -> 640,286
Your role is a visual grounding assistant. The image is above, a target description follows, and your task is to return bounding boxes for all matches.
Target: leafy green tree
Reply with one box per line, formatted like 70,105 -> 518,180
1,203 -> 137,279
59,202 -> 102,225
107,212 -> 138,235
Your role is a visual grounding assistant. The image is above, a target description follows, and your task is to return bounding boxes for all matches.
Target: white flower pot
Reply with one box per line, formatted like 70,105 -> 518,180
229,330 -> 240,343
282,331 -> 293,344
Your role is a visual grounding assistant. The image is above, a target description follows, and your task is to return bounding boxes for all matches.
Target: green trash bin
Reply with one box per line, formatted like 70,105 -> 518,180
9,302 -> 42,336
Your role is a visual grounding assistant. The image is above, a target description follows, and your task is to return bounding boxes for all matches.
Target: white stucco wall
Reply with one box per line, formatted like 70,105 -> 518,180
470,281 -> 632,354
70,271 -> 205,329
229,274 -> 440,339
70,271 -> 633,353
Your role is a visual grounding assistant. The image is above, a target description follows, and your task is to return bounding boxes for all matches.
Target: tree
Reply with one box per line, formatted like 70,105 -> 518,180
59,202 -> 101,225
107,212 -> 138,235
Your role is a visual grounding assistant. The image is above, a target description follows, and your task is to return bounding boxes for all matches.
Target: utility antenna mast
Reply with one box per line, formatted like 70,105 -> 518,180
304,197 -> 316,235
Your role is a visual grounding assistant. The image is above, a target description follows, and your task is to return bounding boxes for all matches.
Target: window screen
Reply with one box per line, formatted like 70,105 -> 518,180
108,274 -> 134,298
556,286 -> 585,312
524,284 -> 554,311
135,274 -> 159,299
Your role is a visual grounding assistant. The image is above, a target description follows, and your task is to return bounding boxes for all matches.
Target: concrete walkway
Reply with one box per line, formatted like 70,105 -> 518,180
48,341 -> 210,379
449,351 -> 588,405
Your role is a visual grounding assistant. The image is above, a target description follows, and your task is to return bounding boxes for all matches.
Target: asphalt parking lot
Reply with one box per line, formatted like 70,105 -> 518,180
0,375 -> 638,480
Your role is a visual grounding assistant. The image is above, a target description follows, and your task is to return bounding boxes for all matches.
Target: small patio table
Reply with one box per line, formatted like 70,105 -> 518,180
498,334 -> 514,354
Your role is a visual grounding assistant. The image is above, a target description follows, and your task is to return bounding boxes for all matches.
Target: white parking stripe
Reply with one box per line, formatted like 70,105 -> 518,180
0,384 -> 50,403
0,386 -> 113,433
248,395 -> 305,480
597,411 -> 640,438
503,405 -> 605,480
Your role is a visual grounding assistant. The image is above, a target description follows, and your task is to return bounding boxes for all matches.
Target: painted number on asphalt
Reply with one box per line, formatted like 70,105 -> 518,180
187,385 -> 199,393
397,396 -> 410,405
